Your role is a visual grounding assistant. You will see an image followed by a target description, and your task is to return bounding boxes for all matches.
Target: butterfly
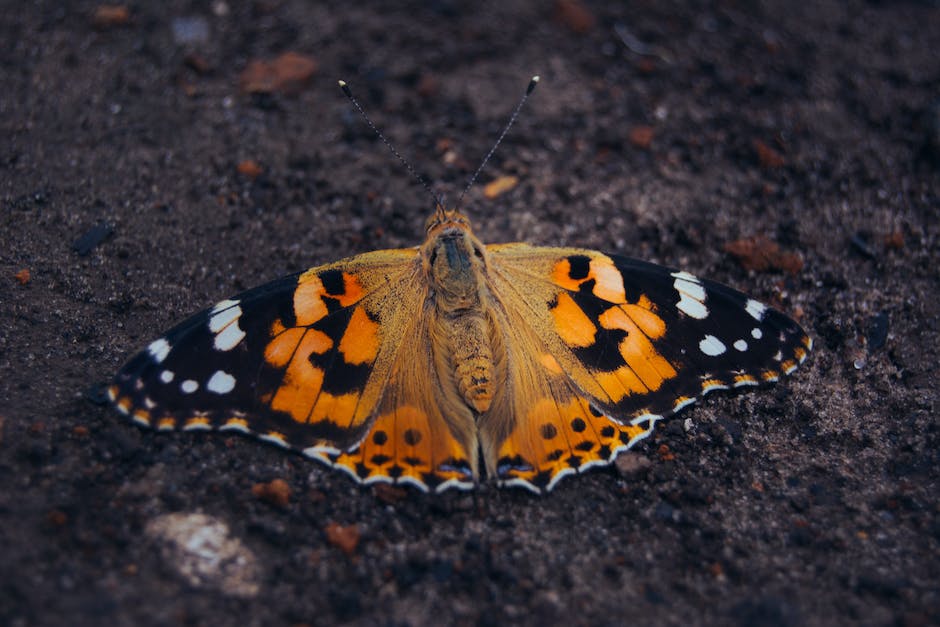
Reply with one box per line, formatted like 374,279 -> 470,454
109,78 -> 811,494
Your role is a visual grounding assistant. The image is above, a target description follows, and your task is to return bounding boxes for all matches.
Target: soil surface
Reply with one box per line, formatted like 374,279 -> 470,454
2,1 -> 939,626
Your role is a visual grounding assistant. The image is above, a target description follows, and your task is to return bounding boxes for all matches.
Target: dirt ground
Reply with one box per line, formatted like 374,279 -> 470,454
2,1 -> 939,625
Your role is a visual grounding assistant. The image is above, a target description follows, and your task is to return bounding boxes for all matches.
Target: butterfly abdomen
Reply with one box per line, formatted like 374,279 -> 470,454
421,217 -> 501,416
437,310 -> 495,414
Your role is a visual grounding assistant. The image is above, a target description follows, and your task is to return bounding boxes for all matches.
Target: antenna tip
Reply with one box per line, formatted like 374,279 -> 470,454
338,79 -> 347,87
338,79 -> 352,97
527,75 -> 540,94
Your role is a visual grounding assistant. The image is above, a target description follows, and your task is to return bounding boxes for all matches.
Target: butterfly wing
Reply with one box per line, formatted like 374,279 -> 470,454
481,244 -> 811,492
109,248 -> 472,490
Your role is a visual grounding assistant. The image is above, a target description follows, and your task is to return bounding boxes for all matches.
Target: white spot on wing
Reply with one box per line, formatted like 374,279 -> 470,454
148,338 -> 171,363
746,299 -> 767,321
701,379 -> 729,394
671,271 -> 709,319
206,370 -> 236,394
214,323 -> 246,351
160,370 -> 175,383
181,379 -> 199,394
209,305 -> 242,332
546,467 -> 575,491
751,328 -> 763,339
733,339 -> 748,352
259,433 -> 289,448
220,422 -> 250,434
699,335 -> 727,356
630,412 -> 662,429
212,298 -> 240,313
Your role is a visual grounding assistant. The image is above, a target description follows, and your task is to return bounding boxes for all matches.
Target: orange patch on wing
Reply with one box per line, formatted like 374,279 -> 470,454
293,274 -> 329,326
495,395 -> 658,490
551,292 -> 597,347
333,404 -> 472,488
588,257 -> 626,303
338,306 -> 380,365
308,391 -> 360,426
550,258 -> 583,291
634,293 -> 656,311
268,329 -> 334,423
270,318 -> 287,337
265,327 -> 332,368
595,366 -> 648,401
619,303 -> 666,339
540,353 -> 563,375
598,306 -> 676,391
332,272 -> 365,307
550,255 -> 626,303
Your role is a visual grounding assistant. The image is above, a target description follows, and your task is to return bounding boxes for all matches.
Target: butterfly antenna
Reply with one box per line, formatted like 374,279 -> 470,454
456,75 -> 539,210
339,80 -> 442,211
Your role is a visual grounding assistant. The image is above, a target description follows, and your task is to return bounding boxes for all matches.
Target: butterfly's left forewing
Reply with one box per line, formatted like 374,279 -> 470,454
110,249 -> 429,466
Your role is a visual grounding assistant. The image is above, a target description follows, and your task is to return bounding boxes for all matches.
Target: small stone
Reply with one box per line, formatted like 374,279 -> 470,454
251,478 -> 290,508
73,222 -> 114,256
614,452 -> 651,476
628,125 -> 655,149
240,52 -> 318,96
145,512 -> 260,598
92,5 -> 130,28
553,0 -> 595,34
753,139 -> 785,168
236,159 -> 263,179
372,483 -> 408,505
883,230 -> 904,250
325,522 -> 360,556
46,509 -> 68,527
657,443 -> 675,461
14,268 -> 30,285
171,16 -> 210,45
723,235 -> 803,275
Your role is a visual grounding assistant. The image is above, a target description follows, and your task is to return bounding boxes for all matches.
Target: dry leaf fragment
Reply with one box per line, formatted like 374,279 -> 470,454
251,478 -> 290,507
483,175 -> 519,199
724,235 -> 803,275
753,139 -> 785,168
553,0 -> 596,34
628,125 -> 655,149
325,522 -> 360,556
237,160 -> 263,179
240,52 -> 318,95
93,5 -> 130,28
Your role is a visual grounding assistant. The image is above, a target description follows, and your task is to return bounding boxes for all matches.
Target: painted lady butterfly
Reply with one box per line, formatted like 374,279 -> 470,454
109,78 -> 811,493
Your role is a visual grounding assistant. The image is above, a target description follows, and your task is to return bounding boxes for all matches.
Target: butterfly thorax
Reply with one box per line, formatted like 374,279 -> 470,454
421,210 -> 497,414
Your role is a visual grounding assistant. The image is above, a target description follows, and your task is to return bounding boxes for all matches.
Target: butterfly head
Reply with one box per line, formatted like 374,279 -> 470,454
424,205 -> 473,235
421,206 -> 488,309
